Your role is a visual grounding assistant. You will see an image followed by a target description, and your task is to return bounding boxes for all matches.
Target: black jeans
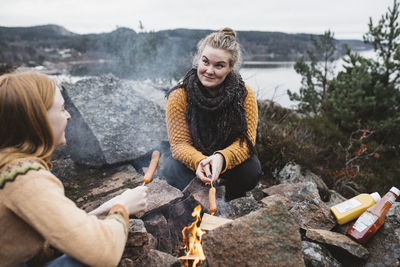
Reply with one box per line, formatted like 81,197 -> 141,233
162,155 -> 262,201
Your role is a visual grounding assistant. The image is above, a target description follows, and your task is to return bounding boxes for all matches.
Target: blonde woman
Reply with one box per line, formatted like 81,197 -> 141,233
163,28 -> 262,200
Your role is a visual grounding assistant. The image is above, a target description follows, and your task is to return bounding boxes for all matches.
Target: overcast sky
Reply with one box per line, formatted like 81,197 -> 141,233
0,0 -> 395,39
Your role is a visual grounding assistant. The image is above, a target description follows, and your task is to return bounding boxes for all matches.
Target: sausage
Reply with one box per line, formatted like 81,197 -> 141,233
208,187 -> 217,215
142,150 -> 161,184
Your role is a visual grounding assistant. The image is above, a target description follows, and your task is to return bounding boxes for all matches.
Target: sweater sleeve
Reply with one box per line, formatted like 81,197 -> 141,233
166,88 -> 208,171
0,168 -> 127,267
215,85 -> 258,173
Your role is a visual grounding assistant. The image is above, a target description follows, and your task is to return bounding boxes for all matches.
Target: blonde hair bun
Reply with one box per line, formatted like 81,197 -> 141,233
220,27 -> 236,38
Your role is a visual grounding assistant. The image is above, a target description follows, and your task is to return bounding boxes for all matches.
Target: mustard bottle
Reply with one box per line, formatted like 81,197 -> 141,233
330,192 -> 381,224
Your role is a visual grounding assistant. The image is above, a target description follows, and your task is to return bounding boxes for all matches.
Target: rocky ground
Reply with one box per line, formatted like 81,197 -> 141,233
51,145 -> 400,267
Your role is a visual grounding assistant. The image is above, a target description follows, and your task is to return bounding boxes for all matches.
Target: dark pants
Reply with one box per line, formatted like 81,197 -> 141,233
45,255 -> 87,267
24,254 -> 87,267
162,155 -> 262,201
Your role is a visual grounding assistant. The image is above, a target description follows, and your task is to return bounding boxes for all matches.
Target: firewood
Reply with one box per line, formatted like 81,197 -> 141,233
200,213 -> 232,231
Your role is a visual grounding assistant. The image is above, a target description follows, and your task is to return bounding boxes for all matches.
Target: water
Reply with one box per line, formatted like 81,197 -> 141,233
240,50 -> 375,108
240,62 -> 300,109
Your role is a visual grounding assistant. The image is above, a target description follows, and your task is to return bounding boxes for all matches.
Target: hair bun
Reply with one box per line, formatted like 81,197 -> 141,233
220,27 -> 236,38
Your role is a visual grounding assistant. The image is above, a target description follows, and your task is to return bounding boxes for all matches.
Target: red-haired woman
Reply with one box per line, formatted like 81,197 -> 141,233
0,72 -> 147,266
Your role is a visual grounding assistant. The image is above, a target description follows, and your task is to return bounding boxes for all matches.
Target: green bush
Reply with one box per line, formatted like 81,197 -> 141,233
256,101 -> 341,186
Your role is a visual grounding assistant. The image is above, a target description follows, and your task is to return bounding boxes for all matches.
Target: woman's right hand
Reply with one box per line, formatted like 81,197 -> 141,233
115,186 -> 148,215
89,186 -> 148,216
196,154 -> 224,185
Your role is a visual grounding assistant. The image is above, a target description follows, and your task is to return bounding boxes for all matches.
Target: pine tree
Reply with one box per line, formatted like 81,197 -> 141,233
287,30 -> 336,114
327,0 -> 400,144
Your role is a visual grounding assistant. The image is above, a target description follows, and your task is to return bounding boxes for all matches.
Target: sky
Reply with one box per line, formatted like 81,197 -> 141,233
0,0 -> 395,40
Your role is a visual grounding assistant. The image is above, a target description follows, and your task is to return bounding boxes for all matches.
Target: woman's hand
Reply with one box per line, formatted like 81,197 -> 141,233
196,153 -> 225,185
89,186 -> 148,216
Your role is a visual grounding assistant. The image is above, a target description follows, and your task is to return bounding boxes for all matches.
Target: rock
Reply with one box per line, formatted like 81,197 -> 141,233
263,181 -> 319,196
202,205 -> 304,266
138,178 -> 184,218
143,213 -> 172,253
302,241 -> 342,267
263,182 -> 337,230
277,163 -> 330,201
363,202 -> 400,267
290,194 -> 337,230
182,178 -> 225,214
305,228 -> 369,260
247,182 -> 267,201
122,219 -> 151,262
86,165 -> 141,197
326,189 -> 347,208
75,164 -> 142,212
134,249 -> 181,267
218,196 -> 261,219
148,233 -> 158,250
260,194 -> 292,210
121,79 -> 167,109
62,74 -> 168,166
119,258 -> 134,267
126,219 -> 148,247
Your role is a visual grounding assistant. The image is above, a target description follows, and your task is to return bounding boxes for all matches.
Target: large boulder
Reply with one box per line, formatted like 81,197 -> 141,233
202,203 -> 304,266
277,163 -> 330,201
262,182 -> 337,230
62,74 -> 168,166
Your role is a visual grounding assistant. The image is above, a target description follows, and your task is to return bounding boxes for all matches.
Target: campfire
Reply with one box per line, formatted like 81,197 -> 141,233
179,205 -> 206,266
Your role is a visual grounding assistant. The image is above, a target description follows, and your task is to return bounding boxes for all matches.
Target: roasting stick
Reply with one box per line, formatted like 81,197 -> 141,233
208,182 -> 217,215
142,150 -> 161,185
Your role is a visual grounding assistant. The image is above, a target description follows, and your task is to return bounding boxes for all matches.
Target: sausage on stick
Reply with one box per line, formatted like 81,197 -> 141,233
209,184 -> 217,215
142,150 -> 161,185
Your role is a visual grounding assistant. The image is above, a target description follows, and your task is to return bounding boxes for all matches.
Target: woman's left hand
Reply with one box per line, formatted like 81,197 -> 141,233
196,153 -> 225,185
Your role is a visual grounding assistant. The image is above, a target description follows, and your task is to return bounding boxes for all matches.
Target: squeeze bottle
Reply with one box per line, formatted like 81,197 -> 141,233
347,186 -> 399,244
330,192 -> 381,224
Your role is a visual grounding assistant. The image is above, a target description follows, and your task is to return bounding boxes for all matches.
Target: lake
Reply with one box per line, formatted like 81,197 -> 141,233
240,50 -> 375,108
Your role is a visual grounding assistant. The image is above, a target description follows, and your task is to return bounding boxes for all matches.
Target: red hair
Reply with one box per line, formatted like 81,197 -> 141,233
0,71 -> 56,168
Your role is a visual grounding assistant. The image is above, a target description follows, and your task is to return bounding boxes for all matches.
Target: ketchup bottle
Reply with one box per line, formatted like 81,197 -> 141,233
347,186 -> 399,244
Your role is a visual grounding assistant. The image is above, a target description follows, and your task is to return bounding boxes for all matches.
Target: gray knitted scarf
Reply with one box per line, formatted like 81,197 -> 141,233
167,68 -> 255,156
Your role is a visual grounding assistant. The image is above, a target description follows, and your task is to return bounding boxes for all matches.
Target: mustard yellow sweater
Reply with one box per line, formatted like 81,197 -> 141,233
0,158 -> 127,267
166,84 -> 258,173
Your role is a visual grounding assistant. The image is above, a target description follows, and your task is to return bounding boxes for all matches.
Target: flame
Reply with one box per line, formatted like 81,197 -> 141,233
181,205 -> 205,266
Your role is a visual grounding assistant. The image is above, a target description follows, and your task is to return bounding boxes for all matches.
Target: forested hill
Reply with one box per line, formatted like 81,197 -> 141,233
0,24 -> 370,79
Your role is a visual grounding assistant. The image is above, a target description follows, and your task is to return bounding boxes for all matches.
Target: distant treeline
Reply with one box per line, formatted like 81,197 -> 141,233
0,24 -> 370,79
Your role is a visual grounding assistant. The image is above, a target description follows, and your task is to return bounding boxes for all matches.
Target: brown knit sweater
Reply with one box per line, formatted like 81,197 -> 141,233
166,84 -> 258,173
0,158 -> 128,267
